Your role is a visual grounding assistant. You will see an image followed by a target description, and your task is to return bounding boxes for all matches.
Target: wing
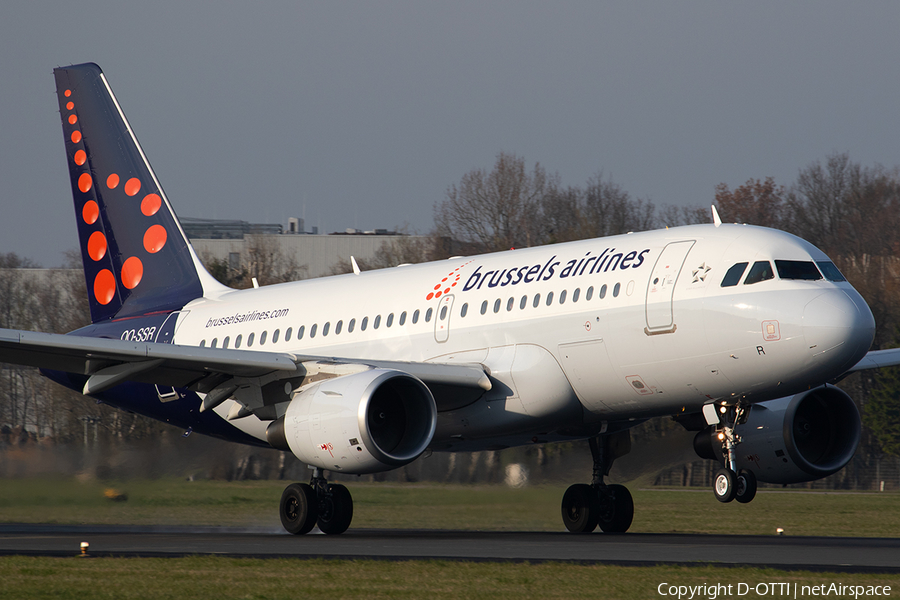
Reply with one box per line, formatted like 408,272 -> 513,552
0,328 -> 490,414
846,348 -> 900,373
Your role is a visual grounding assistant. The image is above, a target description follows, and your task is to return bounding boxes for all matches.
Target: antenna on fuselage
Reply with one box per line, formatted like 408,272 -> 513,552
711,205 -> 722,227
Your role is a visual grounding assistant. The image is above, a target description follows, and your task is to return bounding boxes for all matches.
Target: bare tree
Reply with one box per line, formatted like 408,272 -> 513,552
714,177 -> 786,229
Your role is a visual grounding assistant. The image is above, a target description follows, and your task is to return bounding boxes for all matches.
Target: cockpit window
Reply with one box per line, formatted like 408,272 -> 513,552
816,261 -> 847,282
775,260 -> 822,281
744,261 -> 774,285
721,262 -> 749,287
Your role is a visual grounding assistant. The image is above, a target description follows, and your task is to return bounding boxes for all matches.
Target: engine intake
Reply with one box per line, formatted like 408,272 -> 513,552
694,386 -> 860,484
267,368 -> 437,474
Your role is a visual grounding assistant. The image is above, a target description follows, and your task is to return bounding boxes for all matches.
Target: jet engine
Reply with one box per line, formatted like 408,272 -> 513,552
694,386 -> 860,484
266,369 -> 437,474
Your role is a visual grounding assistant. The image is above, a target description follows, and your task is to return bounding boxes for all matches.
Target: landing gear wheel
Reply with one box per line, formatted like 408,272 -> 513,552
597,484 -> 634,533
735,469 -> 757,504
280,482 -> 318,535
317,483 -> 354,535
713,468 -> 737,503
561,483 -> 599,533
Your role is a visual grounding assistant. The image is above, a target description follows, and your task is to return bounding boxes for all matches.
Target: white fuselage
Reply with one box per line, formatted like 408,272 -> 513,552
168,223 -> 875,451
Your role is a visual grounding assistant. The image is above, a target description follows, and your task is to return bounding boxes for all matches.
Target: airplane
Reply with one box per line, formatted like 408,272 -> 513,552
1,62 -> 898,535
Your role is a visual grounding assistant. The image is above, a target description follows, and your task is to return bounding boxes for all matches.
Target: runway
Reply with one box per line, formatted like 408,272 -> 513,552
1,524 -> 898,571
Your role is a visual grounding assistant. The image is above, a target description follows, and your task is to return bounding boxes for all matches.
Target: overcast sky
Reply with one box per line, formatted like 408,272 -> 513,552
2,1 -> 898,266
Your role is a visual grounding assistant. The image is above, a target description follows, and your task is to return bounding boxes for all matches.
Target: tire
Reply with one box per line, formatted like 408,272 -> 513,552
317,483 -> 353,535
597,484 -> 634,533
735,469 -> 758,504
561,483 -> 599,533
713,468 -> 737,503
280,483 -> 317,535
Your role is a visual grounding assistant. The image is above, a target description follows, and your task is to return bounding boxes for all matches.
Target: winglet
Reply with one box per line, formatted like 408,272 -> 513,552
711,205 -> 722,227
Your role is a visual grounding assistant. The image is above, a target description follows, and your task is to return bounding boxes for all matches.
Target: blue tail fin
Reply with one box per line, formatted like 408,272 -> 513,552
54,63 -> 221,323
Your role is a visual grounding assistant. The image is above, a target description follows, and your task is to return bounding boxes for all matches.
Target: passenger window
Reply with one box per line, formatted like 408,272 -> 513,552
776,260 -> 822,281
285,327 -> 292,342
361,317 -> 368,331
413,310 -> 420,324
519,295 -> 527,310
559,290 -> 567,304
323,322 -> 330,336
297,325 -> 305,340
481,301 -> 488,315
310,324 -> 317,338
613,283 -> 621,297
211,338 -> 218,348
425,308 -> 433,322
816,261 -> 846,282
272,329 -> 279,343
599,284 -> 607,299
744,261 -> 774,285
460,304 -> 468,317
721,262 -> 749,287
223,336 -> 230,349
335,320 -> 343,335
533,294 -> 540,308
440,306 -> 448,320
572,288 -> 580,303
247,332 -> 254,347
386,313 -> 394,327
259,331 -> 267,345
400,311 -> 407,325
374,315 -> 381,329
348,319 -> 355,333
586,286 -> 593,301
199,340 -> 206,347
235,334 -> 242,348
493,299 -> 501,313
507,297 -> 514,311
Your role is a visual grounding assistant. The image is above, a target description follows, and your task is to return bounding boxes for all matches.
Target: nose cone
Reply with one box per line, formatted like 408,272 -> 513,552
803,289 -> 875,371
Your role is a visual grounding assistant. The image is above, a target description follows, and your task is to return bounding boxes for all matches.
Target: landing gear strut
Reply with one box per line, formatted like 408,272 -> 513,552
279,468 -> 354,535
561,431 -> 634,533
712,403 -> 757,504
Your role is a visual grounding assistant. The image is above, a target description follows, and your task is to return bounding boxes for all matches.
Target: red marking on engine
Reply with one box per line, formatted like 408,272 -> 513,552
93,270 -> 116,305
143,225 -> 167,253
87,231 -> 107,261
121,257 -> 143,289
78,173 -> 92,193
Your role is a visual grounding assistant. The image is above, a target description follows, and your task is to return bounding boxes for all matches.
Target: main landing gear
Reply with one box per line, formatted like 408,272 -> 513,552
561,431 -> 634,533
280,468 -> 354,535
712,403 -> 757,505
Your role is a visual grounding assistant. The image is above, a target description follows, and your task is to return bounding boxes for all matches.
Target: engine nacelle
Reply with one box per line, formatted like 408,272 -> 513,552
266,369 -> 437,474
694,386 -> 860,484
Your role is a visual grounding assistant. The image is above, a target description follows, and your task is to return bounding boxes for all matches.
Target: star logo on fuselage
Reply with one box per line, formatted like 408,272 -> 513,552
692,262 -> 711,283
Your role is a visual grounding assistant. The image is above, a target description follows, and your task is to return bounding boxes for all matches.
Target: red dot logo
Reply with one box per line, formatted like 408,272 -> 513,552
78,173 -> 92,193
106,174 -> 119,189
143,225 -> 167,253
82,201 -> 99,225
74,150 -> 86,166
68,114 -> 77,125
93,270 -> 116,305
66,102 -> 74,111
141,194 -> 162,216
87,231 -> 107,261
71,131 -> 82,144
121,257 -> 143,289
124,178 -> 141,197
64,90 -> 72,97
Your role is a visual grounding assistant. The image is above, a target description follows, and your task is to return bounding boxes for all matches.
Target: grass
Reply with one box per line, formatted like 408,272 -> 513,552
1,477 -> 900,537
0,556 -> 897,600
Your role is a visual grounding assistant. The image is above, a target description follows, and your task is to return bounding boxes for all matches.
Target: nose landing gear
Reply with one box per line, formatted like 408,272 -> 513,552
561,432 -> 634,533
712,403 -> 757,504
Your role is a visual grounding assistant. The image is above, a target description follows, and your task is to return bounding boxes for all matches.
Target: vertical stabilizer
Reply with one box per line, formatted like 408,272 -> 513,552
54,63 -> 223,322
